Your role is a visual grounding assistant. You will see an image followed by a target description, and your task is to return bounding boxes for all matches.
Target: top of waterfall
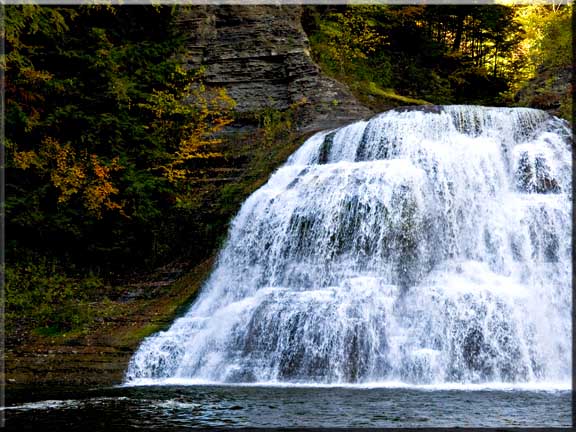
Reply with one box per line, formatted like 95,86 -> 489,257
287,105 -> 565,167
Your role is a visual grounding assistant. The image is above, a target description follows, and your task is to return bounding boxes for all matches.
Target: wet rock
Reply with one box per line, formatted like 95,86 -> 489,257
318,131 -> 336,164
225,369 -> 256,383
278,346 -> 305,380
516,152 -> 560,194
392,105 -> 443,114
462,327 -> 493,378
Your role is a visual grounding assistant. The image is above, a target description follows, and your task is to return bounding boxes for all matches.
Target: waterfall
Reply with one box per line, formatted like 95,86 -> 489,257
125,105 -> 572,386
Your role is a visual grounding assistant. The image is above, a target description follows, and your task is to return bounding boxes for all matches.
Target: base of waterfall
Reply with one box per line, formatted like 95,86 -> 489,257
122,378 -> 571,392
126,106 -> 572,388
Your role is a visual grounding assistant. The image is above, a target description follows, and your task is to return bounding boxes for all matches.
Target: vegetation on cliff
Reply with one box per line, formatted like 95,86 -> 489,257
5,5 -> 310,337
5,5 -> 236,332
303,3 -> 572,118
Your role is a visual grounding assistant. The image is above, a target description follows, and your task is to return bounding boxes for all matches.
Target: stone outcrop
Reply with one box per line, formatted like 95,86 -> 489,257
515,65 -> 572,121
176,5 -> 372,133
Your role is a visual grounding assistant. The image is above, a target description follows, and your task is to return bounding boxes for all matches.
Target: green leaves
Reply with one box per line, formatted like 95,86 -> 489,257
306,4 -> 536,108
5,260 -> 101,332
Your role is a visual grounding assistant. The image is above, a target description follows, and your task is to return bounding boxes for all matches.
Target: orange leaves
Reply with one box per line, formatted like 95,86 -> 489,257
84,155 -> 123,217
141,67 -> 236,189
11,137 -> 124,218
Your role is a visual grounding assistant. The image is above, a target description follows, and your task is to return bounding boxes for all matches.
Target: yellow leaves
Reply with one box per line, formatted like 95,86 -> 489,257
161,165 -> 186,184
507,2 -> 572,89
12,137 -> 124,218
21,68 -> 54,83
142,72 -> 236,188
160,126 -> 226,186
13,149 -> 42,170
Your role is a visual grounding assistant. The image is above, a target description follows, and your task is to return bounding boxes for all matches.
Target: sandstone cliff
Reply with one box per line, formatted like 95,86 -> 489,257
176,5 -> 372,133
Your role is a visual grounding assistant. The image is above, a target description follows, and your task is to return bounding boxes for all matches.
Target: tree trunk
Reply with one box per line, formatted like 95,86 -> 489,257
452,11 -> 465,52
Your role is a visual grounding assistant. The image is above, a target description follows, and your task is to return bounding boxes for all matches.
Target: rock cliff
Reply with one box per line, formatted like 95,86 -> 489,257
176,5 -> 372,133
515,65 -> 572,121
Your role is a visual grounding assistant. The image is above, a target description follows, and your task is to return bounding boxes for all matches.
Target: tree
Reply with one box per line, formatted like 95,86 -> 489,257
5,5 -> 235,273
307,5 -> 386,80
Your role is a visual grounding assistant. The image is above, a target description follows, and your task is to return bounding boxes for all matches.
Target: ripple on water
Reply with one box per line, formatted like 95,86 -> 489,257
4,385 -> 571,429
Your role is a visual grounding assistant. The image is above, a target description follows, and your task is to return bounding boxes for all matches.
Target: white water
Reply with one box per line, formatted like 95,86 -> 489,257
121,377 -> 571,392
125,106 -> 572,387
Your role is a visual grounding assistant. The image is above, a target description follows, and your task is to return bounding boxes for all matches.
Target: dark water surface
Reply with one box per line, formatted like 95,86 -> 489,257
3,384 -> 572,429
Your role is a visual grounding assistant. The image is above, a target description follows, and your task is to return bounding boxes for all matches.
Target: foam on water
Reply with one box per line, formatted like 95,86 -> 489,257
125,106 -> 572,388
3,397 -> 131,411
123,378 -> 571,392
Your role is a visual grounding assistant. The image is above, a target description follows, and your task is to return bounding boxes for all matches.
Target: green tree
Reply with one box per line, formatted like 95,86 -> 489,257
305,4 -> 527,106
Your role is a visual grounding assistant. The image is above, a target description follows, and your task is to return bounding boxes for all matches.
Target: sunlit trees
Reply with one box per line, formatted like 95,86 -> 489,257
508,2 -> 572,119
304,3 -> 570,111
306,6 -> 386,81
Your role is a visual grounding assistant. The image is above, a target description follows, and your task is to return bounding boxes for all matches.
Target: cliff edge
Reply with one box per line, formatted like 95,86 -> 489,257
177,5 -> 372,132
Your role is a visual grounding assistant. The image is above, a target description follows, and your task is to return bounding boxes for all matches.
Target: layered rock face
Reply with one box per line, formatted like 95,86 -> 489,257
515,65 -> 572,121
176,5 -> 372,132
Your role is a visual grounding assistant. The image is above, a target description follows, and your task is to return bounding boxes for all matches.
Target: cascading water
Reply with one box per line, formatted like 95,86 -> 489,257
125,105 -> 572,387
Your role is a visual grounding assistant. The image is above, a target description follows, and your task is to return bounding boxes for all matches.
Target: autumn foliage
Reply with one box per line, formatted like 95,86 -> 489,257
5,5 -> 235,274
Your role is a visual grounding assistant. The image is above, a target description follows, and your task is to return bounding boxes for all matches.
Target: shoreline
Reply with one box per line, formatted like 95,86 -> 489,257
4,258 -> 215,388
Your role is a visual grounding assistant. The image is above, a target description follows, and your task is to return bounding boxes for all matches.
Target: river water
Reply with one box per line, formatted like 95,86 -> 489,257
4,383 -> 572,429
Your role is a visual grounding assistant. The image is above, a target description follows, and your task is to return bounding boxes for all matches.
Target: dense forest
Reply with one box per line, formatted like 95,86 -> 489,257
5,5 -> 239,332
303,3 -> 572,115
4,3 -> 572,336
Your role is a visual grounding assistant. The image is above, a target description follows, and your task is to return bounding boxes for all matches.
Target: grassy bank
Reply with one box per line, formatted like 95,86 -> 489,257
5,258 -> 214,386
